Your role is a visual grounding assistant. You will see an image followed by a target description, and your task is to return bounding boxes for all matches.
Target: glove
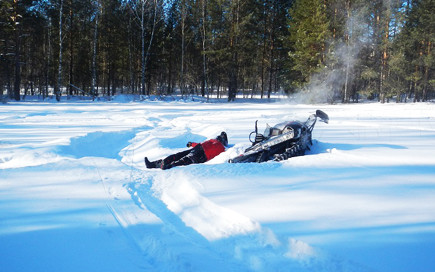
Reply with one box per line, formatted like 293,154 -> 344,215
187,142 -> 193,147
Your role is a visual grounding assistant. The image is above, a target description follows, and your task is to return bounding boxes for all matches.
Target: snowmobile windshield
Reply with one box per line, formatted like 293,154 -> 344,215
264,122 -> 290,137
263,124 -> 271,137
305,114 -> 317,131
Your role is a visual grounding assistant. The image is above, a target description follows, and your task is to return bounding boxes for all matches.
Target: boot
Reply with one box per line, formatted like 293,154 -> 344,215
144,157 -> 162,169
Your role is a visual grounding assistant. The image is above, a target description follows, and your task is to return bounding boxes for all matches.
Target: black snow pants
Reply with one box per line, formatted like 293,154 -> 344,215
160,144 -> 207,169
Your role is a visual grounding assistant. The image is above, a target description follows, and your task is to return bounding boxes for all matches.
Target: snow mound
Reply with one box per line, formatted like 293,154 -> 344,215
124,169 -> 374,272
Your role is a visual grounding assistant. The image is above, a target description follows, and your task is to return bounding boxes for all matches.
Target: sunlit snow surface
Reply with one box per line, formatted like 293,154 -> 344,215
1,97 -> 435,271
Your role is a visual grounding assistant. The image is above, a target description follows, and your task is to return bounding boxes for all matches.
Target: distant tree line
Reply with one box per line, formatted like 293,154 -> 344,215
0,0 -> 433,102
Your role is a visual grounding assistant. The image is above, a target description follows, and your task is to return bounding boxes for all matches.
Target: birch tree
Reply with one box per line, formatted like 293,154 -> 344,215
126,0 -> 158,95
54,0 -> 63,101
200,0 -> 208,98
91,0 -> 101,99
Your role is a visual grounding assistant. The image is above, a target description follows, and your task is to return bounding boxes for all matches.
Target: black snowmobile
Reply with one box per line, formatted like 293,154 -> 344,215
229,110 -> 329,163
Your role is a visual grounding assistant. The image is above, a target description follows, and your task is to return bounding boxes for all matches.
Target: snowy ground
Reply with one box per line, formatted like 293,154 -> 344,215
1,97 -> 435,272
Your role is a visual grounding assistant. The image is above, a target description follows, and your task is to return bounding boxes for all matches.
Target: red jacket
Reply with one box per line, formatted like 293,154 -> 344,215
191,139 -> 225,161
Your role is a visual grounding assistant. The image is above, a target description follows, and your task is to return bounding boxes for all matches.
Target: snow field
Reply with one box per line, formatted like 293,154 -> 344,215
1,99 -> 435,271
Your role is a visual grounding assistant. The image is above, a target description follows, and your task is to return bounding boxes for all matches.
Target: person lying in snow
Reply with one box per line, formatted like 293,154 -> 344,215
144,132 -> 228,170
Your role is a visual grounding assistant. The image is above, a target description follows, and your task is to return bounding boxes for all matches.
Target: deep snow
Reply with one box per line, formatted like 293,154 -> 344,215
1,97 -> 435,272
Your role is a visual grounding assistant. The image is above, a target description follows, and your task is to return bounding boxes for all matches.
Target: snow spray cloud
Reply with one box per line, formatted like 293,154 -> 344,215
292,7 -> 369,104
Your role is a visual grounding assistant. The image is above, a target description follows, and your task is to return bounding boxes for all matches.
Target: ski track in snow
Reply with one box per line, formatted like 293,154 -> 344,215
1,99 -> 435,272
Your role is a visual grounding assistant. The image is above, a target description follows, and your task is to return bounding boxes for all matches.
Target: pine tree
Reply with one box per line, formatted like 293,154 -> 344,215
384,0 -> 412,102
405,0 -> 434,101
0,0 -> 14,100
287,0 -> 330,88
387,0 -> 434,102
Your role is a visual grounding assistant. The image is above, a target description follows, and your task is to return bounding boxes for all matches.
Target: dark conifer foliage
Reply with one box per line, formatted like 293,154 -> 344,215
0,0 -> 433,102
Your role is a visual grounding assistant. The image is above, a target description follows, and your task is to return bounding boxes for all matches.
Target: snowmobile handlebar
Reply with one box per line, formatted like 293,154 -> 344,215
249,120 -> 265,144
249,120 -> 259,143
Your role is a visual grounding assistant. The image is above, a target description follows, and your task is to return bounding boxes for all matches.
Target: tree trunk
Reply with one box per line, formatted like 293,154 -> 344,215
343,0 -> 351,103
4,38 -> 12,100
128,17 -> 134,94
422,40 -> 430,101
12,1 -> 22,101
373,7 -> 381,101
44,19 -> 52,100
267,4 -> 275,100
145,0 -> 157,96
141,1 -> 145,95
91,2 -> 99,100
413,65 -> 419,102
13,21 -> 21,101
180,0 -> 186,96
228,0 -> 240,102
68,0 -> 74,96
201,0 -> 208,98
56,0 -> 64,102
260,1 -> 267,99
380,2 -> 391,103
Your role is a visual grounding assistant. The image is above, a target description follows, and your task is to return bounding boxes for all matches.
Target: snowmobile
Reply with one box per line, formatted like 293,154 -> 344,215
228,110 -> 329,163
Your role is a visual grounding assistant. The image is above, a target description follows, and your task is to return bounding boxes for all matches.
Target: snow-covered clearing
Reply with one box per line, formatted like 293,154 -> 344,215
1,97 -> 435,271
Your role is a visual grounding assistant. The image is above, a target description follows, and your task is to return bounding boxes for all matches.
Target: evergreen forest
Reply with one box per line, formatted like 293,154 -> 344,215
0,0 -> 434,102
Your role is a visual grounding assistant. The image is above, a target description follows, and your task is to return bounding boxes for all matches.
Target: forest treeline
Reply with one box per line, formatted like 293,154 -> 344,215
0,0 -> 433,102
